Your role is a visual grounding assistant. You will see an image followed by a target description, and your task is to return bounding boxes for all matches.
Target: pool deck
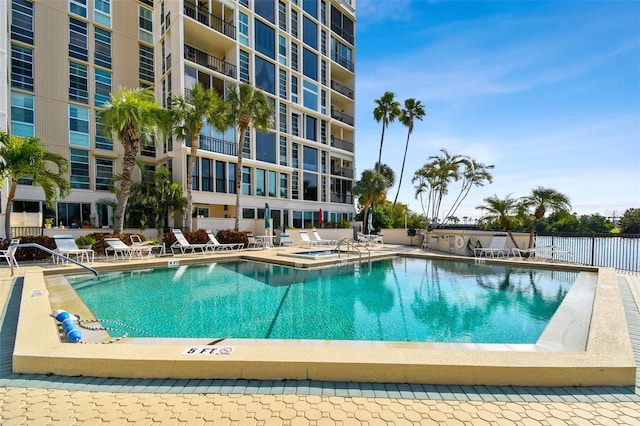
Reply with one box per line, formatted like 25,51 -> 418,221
2,244 -> 640,424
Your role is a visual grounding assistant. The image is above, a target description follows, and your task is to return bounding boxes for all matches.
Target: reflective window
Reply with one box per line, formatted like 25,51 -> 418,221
303,172 -> 317,201
94,27 -> 112,69
302,48 -> 317,80
305,115 -> 317,141
95,158 -> 113,190
139,6 -> 153,44
70,149 -> 90,189
94,0 -> 111,27
11,0 -> 34,44
69,62 -> 88,103
256,131 -> 276,163
255,19 -> 275,59
139,44 -> 154,82
94,69 -> 112,107
69,105 -> 90,147
239,13 -> 249,46
303,16 -> 317,49
255,0 -> 275,23
11,44 -> 33,91
255,57 -> 275,94
69,18 -> 88,61
10,92 -> 34,137
95,114 -> 112,150
303,145 -> 317,171
303,0 -> 317,19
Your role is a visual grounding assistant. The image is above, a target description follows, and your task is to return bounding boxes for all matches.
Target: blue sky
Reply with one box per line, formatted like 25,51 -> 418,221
354,0 -> 640,222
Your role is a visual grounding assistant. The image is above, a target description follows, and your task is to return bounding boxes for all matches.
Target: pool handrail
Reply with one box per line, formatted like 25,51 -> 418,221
6,243 -> 99,277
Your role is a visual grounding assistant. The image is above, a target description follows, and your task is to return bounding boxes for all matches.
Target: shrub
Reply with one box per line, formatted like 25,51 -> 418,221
75,235 -> 96,246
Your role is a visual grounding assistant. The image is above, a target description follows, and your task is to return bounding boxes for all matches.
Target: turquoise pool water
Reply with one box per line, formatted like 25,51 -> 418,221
67,258 -> 577,343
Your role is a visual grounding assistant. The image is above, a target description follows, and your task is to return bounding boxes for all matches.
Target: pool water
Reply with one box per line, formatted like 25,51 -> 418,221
67,258 -> 577,343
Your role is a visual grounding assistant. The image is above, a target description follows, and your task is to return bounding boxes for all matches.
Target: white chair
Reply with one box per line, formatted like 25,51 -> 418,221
312,230 -> 336,246
206,230 -> 244,251
53,235 -> 94,263
105,238 -> 152,260
171,229 -> 208,254
0,239 -> 20,268
279,234 -> 293,247
246,233 -> 263,248
474,234 -> 510,258
299,231 -> 319,247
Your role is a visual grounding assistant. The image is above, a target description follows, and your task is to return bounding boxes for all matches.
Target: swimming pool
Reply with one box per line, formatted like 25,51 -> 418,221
279,249 -> 342,260
67,257 -> 577,344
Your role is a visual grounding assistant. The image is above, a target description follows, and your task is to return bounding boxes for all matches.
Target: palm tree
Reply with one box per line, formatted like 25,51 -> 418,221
373,91 -> 401,172
476,194 -> 521,249
442,159 -> 494,222
171,83 -> 228,231
226,83 -> 273,231
99,87 -> 170,234
392,98 -> 426,210
352,169 -> 387,234
0,131 -> 71,239
521,187 -> 571,248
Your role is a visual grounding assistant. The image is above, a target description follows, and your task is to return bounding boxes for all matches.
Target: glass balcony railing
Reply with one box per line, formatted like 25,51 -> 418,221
330,80 -> 354,99
330,136 -> 354,152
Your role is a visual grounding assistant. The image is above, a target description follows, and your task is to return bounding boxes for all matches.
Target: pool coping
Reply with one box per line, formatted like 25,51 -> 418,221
12,249 -> 637,387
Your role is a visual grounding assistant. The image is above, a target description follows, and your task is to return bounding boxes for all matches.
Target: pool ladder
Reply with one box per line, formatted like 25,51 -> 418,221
335,238 -> 370,264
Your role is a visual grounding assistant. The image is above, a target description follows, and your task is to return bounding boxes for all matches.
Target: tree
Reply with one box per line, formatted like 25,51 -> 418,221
392,98 -> 426,210
476,194 -> 521,249
521,187 -> 571,248
442,159 -> 494,223
99,87 -> 170,234
0,131 -> 71,239
352,169 -> 387,234
373,91 -> 401,173
171,83 -> 227,231
619,208 -> 640,234
226,83 -> 273,231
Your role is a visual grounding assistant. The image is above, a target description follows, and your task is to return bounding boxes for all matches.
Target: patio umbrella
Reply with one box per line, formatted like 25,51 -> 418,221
264,202 -> 271,233
318,208 -> 324,228
367,207 -> 374,235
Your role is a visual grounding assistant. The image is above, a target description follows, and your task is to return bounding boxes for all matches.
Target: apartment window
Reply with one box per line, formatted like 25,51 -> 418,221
255,19 -> 275,59
292,171 -> 299,199
278,2 -> 287,30
69,0 -> 87,18
303,172 -> 317,200
187,155 -> 199,190
70,149 -> 90,189
278,36 -> 287,65
202,158 -> 213,192
279,135 -> 287,166
242,129 -> 251,158
291,75 -> 298,103
10,92 -> 34,137
320,120 -> 327,144
321,174 -> 327,202
94,0 -> 111,27
256,131 -> 276,164
320,30 -> 326,55
332,37 -> 354,71
239,50 -> 250,83
320,89 -> 326,114
141,134 -> 156,157
269,170 -> 277,197
139,6 -> 153,44
303,146 -> 317,171
69,105 -> 90,147
303,48 -> 317,80
303,0 -> 317,19
95,158 -> 114,190
242,166 -> 251,195
320,60 -> 326,85
255,57 -> 275,94
139,44 -> 154,82
292,142 -> 299,168
255,0 -> 275,23
279,173 -> 288,198
303,79 -> 318,110
229,163 -> 237,194
239,12 -> 249,46
94,69 -> 112,107
291,42 -> 299,71
331,7 -> 354,45
256,168 -> 266,196
303,17 -> 317,49
239,0 -> 249,7
11,44 -> 33,91
58,202 -> 90,227
279,103 -> 287,133
321,150 -> 326,173
305,115 -> 317,141
243,208 -> 255,219
216,161 -> 227,193
291,113 -> 299,137
95,114 -> 112,150
291,9 -> 298,38
320,1 -> 326,25
69,18 -> 88,61
69,62 -> 89,103
11,0 -> 34,45
94,27 -> 112,69
278,69 -> 287,99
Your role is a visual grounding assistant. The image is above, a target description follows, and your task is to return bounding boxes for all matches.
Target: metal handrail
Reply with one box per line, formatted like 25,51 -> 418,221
336,238 -> 370,263
9,243 -> 99,277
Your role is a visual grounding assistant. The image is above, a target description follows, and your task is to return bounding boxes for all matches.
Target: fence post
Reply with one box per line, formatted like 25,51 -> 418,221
590,233 -> 596,266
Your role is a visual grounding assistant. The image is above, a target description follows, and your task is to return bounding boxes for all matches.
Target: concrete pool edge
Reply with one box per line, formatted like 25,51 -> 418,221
12,260 -> 637,386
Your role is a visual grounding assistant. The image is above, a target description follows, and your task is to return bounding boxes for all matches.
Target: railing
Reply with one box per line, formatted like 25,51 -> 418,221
331,108 -> 354,126
330,193 -> 352,204
10,243 -> 98,277
330,136 -> 354,152
535,232 -> 640,272
10,227 -> 43,237
336,238 -> 370,264
183,1 -> 236,39
331,166 -> 354,179
330,80 -> 354,99
330,23 -> 354,45
184,45 -> 237,78
331,51 -> 354,72
196,134 -> 236,156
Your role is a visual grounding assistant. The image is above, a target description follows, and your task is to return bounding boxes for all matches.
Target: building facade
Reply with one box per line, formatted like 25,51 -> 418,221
4,0 -> 356,233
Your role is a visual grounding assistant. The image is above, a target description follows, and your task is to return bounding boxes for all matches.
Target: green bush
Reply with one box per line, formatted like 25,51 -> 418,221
75,235 -> 96,246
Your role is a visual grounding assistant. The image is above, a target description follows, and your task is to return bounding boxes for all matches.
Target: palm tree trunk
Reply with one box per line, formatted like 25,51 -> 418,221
113,143 -> 137,234
186,133 -> 199,232
234,126 -> 247,231
376,122 -> 386,172
392,131 -> 411,209
4,181 -> 18,240
528,220 -> 539,249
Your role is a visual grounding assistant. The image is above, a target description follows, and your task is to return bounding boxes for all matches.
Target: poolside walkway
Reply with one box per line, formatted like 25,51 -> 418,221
1,250 -> 640,424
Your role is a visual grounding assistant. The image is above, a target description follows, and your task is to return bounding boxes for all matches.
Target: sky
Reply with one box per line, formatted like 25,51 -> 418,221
354,0 -> 640,222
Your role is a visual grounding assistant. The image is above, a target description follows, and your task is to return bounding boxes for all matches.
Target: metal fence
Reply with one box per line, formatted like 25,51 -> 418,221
536,232 -> 640,272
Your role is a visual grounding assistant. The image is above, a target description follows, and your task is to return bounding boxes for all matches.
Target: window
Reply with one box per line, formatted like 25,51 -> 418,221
11,44 -> 33,91
255,19 -> 275,59
320,60 -> 326,85
256,168 -> 266,196
242,166 -> 251,195
320,0 -> 326,25
69,18 -> 88,61
95,158 -> 113,190
139,44 -> 154,82
11,0 -> 34,45
70,149 -> 90,189
69,105 -> 90,147
279,103 -> 287,133
303,0 -> 317,19
279,173 -> 288,198
94,69 -> 111,107
94,0 -> 111,27
69,62 -> 88,103
291,75 -> 298,103
216,161 -> 227,193
10,92 -> 34,137
305,115 -> 317,141
229,163 -> 237,194
278,35 -> 287,65
255,0 -> 275,23
255,57 -> 275,94
279,136 -> 287,166
239,50 -> 250,83
279,69 -> 287,99
303,172 -> 317,200
303,16 -> 317,49
320,120 -> 326,144
94,27 -> 112,69
69,0 -> 87,18
303,146 -> 317,171
201,158 -> 213,192
291,42 -> 298,71
291,113 -> 299,137
95,114 -> 112,150
303,48 -> 317,80
320,89 -> 326,114
292,142 -> 299,168
331,37 -> 353,71
321,150 -> 326,173
291,9 -> 298,38
57,202 -> 91,227
139,6 -> 153,44
292,171 -> 299,199
239,0 -> 249,7
187,155 -> 199,190
278,2 -> 287,30
303,79 -> 318,110
242,208 -> 256,219
269,170 -> 277,197
320,30 -> 326,55
256,131 -> 276,163
239,12 -> 249,46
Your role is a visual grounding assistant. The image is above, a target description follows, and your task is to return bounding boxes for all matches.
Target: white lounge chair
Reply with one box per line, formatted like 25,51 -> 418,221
170,229 -> 208,254
246,233 -> 263,248
299,231 -> 319,247
53,235 -> 94,263
105,238 -> 152,260
0,239 -> 20,268
206,230 -> 244,251
474,234 -> 510,258
312,230 -> 336,246
279,233 -> 293,247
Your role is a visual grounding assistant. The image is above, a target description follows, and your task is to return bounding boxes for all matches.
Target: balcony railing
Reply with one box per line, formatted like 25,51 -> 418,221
331,166 -> 354,179
330,23 -> 354,45
331,108 -> 354,126
330,193 -> 353,204
331,51 -> 354,72
330,136 -> 354,152
331,80 -> 354,99
184,1 -> 236,39
195,134 -> 236,156
184,45 -> 237,78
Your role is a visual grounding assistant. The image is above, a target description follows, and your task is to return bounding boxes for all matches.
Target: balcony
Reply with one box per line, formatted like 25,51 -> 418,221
184,45 -> 237,78
196,135 -> 236,156
330,136 -> 354,152
331,80 -> 353,99
331,166 -> 354,179
184,1 -> 236,40
330,23 -> 354,45
331,108 -> 354,127
331,51 -> 354,72
331,193 -> 353,204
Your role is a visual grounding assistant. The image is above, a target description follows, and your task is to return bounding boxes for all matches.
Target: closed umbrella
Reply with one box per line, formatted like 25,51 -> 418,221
367,207 -> 374,235
318,208 -> 324,227
264,202 -> 271,249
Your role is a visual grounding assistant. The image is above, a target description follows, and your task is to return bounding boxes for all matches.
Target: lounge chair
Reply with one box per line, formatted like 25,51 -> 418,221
170,229 -> 208,254
246,233 -> 263,248
206,230 -> 244,251
312,230 -> 337,246
53,235 -> 94,263
299,231 -> 319,247
0,239 -> 20,268
279,233 -> 293,247
105,238 -> 152,260
474,234 -> 510,257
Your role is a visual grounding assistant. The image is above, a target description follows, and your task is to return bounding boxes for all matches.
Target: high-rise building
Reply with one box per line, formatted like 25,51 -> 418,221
4,0 -> 355,232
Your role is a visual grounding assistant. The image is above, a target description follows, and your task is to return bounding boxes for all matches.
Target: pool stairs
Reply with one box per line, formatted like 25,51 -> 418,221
335,238 -> 370,263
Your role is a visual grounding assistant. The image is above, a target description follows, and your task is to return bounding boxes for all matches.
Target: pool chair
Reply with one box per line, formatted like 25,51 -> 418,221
299,231 -> 319,247
170,229 -> 208,255
105,238 -> 152,260
312,230 -> 337,246
279,233 -> 293,247
205,230 -> 244,251
0,239 -> 20,268
246,233 -> 263,248
474,234 -> 510,258
53,235 -> 94,264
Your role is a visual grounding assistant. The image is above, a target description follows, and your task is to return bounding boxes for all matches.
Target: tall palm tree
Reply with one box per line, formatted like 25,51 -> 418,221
392,98 -> 426,210
373,91 -> 401,172
171,83 -> 228,231
442,159 -> 494,222
476,194 -> 521,249
352,168 -> 387,234
521,187 -> 571,248
0,131 -> 71,239
99,87 -> 170,234
226,83 -> 273,231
